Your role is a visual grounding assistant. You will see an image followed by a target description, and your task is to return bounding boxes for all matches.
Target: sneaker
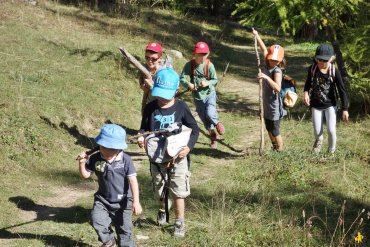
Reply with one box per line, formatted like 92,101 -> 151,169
216,122 -> 225,135
173,221 -> 186,238
312,139 -> 322,153
210,132 -> 219,149
101,238 -> 116,247
157,210 -> 167,226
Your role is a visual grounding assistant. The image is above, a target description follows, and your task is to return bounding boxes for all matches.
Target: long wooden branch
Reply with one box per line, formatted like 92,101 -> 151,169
119,47 -> 152,79
253,29 -> 265,155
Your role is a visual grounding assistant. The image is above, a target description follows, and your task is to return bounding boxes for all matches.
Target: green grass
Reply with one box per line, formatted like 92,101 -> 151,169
0,1 -> 369,246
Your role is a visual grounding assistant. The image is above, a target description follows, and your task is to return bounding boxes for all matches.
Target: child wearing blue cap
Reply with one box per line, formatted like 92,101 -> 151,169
77,124 -> 142,247
137,68 -> 199,238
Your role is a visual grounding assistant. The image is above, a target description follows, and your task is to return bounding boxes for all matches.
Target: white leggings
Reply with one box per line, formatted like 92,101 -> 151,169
311,106 -> 337,152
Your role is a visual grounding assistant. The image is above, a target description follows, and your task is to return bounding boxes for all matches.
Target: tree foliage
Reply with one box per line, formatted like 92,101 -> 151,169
55,0 -> 370,113
233,0 -> 369,113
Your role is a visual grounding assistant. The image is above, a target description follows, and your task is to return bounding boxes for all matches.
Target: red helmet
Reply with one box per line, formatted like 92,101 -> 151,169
145,42 -> 163,53
194,42 -> 210,54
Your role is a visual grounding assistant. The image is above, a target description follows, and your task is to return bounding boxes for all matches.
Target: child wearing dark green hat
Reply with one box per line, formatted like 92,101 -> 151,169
77,124 -> 142,247
303,43 -> 349,153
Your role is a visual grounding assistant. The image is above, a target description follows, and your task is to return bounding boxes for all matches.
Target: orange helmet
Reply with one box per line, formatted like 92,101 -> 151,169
266,45 -> 284,62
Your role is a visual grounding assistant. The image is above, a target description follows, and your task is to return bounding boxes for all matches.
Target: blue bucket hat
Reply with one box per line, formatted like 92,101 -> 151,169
151,68 -> 179,100
95,124 -> 127,150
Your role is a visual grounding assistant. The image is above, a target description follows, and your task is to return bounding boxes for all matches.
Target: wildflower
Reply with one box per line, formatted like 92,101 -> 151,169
304,219 -> 312,228
354,232 -> 364,244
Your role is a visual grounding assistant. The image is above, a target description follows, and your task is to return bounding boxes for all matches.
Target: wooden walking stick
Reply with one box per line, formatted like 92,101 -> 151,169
119,47 -> 152,112
253,29 -> 265,155
119,47 -> 151,78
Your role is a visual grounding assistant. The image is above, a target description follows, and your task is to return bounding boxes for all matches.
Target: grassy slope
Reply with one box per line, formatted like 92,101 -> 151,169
0,1 -> 369,246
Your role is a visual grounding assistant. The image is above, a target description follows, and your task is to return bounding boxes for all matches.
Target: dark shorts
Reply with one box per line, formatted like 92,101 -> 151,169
264,118 -> 281,137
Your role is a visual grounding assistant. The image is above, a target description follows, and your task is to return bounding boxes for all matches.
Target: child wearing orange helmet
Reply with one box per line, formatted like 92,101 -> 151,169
253,30 -> 286,151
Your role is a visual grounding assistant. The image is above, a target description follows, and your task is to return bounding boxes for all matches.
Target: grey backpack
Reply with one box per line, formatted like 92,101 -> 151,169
144,123 -> 191,164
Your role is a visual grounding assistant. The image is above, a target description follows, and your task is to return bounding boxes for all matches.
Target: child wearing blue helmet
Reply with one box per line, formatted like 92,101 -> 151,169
137,68 -> 199,238
77,124 -> 142,247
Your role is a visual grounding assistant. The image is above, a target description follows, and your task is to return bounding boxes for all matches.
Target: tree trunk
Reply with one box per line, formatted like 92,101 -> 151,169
206,0 -> 220,16
296,20 -> 318,40
327,26 -> 349,85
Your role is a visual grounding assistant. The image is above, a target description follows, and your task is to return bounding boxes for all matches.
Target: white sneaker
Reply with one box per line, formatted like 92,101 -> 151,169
173,221 -> 186,238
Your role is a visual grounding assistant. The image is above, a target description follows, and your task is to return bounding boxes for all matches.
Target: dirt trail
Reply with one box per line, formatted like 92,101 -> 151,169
219,74 -> 262,152
31,62 -> 259,220
16,182 -> 96,223
3,44 -> 262,246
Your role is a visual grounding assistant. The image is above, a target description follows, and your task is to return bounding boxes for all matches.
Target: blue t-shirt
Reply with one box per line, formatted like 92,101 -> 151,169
86,151 -> 136,203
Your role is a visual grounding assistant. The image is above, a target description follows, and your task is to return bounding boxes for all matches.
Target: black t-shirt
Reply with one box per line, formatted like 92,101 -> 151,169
304,64 -> 348,110
140,99 -> 199,149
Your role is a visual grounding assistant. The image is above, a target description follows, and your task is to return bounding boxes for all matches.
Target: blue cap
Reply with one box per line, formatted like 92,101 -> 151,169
151,68 -> 179,100
95,124 -> 127,150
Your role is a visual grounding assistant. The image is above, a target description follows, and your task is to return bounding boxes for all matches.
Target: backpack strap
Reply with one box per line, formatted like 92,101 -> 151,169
310,64 -> 318,81
190,59 -> 196,84
203,59 -> 210,80
328,63 -> 335,82
329,63 -> 339,102
190,58 -> 210,83
309,64 -> 318,96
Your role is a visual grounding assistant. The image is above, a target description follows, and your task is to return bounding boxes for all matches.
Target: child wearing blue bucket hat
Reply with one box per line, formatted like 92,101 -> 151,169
137,68 -> 199,238
77,124 -> 142,247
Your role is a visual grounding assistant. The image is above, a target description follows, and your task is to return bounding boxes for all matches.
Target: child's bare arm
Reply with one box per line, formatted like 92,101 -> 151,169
128,176 -> 142,215
76,151 -> 91,179
257,72 -> 282,93
252,29 -> 268,58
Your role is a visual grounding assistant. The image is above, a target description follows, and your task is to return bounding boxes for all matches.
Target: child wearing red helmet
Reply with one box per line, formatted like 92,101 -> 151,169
138,42 -> 172,114
180,41 -> 225,149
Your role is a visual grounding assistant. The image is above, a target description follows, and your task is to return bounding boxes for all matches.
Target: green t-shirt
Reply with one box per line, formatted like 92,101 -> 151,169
180,60 -> 218,100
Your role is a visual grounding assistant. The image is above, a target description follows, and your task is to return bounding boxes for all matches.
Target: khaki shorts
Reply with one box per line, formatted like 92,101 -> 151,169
150,157 -> 190,199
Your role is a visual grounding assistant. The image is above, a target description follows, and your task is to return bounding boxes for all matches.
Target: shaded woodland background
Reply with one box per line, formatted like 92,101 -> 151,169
55,0 -> 369,115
